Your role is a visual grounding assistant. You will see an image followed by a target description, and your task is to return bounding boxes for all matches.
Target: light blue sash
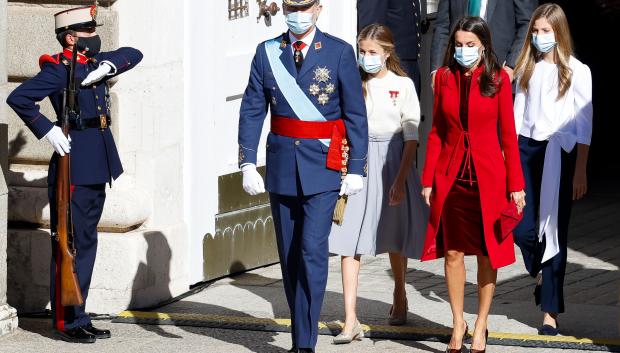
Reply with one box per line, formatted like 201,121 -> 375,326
264,39 -> 330,146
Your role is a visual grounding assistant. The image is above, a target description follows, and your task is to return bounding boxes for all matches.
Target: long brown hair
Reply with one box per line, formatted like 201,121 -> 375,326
515,3 -> 573,99
357,24 -> 408,97
442,16 -> 502,97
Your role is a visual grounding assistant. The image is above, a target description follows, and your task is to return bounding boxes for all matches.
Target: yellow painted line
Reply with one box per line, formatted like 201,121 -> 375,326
117,311 -> 620,346
118,311 -> 292,327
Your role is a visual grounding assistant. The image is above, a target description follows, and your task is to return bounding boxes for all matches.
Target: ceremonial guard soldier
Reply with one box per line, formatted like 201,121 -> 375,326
238,0 -> 368,351
6,6 -> 142,343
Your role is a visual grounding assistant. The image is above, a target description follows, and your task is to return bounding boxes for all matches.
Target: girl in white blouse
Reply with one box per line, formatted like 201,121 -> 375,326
328,23 -> 428,344
513,3 -> 593,336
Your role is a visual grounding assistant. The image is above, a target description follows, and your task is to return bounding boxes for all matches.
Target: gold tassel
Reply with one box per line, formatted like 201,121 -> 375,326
332,195 -> 348,225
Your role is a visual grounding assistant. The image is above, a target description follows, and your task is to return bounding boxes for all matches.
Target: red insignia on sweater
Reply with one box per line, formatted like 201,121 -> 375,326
389,90 -> 400,106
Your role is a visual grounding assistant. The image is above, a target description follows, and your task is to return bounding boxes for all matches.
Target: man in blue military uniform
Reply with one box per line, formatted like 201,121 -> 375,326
357,0 -> 426,93
238,0 -> 368,351
6,6 -> 142,343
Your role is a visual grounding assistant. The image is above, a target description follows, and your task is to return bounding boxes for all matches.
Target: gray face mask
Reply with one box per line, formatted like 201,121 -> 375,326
454,46 -> 480,68
358,54 -> 384,74
532,33 -> 557,53
285,11 -> 315,35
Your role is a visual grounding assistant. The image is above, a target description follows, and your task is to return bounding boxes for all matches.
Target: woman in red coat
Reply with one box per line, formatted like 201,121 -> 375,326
421,17 -> 525,353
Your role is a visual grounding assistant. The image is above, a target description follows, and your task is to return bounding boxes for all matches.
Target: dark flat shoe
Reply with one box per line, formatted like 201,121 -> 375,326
83,324 -> 111,339
539,324 -> 559,336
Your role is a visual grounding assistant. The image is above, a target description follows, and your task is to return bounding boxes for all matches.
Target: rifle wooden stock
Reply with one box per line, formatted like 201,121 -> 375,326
55,42 -> 83,307
55,152 -> 83,306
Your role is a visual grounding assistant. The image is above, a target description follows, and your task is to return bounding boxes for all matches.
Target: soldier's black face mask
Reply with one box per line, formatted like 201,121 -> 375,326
76,35 -> 101,58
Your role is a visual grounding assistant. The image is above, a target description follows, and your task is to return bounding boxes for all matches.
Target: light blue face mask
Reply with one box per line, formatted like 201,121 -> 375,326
454,46 -> 480,68
285,11 -> 315,35
358,54 -> 384,74
532,33 -> 556,53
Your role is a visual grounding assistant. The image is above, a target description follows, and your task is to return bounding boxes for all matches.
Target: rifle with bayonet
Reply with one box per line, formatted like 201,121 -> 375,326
55,39 -> 83,306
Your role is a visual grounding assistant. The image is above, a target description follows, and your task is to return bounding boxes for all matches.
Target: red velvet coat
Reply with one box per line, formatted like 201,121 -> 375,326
421,66 -> 525,269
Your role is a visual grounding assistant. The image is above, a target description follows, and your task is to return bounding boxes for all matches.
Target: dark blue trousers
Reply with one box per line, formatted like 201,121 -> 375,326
269,190 -> 339,350
49,184 -> 106,330
513,136 -> 576,314
401,59 -> 421,96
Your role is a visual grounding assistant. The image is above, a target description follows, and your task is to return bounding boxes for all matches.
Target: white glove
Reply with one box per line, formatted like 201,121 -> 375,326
81,63 -> 112,86
45,126 -> 71,156
339,174 -> 364,196
241,164 -> 265,196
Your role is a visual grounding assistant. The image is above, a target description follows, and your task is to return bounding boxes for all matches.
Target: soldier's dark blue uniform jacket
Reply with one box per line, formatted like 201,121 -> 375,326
238,28 -> 368,196
6,47 -> 143,186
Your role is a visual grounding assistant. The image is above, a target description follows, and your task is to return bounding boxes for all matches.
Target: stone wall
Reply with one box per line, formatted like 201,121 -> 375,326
5,0 -> 188,314
1,0 -> 19,336
0,171 -> 18,336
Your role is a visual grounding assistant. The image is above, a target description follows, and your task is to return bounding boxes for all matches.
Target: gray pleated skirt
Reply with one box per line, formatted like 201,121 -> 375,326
329,135 -> 428,259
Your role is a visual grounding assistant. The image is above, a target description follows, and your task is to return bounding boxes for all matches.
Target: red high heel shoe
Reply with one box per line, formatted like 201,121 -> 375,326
469,329 -> 488,353
446,323 -> 469,353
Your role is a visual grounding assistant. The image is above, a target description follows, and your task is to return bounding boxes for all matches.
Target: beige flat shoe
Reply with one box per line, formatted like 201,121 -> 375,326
332,320 -> 364,344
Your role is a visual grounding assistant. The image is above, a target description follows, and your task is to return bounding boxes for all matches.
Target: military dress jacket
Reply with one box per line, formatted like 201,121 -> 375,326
238,28 -> 369,196
7,47 -> 143,185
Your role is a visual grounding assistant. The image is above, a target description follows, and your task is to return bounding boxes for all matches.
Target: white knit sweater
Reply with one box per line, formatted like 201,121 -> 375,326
365,70 -> 421,141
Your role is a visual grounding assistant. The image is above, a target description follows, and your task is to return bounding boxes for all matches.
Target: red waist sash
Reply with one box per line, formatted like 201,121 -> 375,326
270,115 -> 348,172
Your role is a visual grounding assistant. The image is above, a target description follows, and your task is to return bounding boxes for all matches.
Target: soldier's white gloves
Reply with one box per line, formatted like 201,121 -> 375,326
45,126 -> 71,156
81,62 -> 113,86
339,174 -> 364,196
241,164 -> 265,195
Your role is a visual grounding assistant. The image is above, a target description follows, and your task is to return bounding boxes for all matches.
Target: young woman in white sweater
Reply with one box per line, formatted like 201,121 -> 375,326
328,23 -> 428,344
513,3 -> 593,336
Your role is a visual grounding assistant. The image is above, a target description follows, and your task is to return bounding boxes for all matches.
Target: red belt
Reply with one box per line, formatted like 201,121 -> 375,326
270,115 -> 348,172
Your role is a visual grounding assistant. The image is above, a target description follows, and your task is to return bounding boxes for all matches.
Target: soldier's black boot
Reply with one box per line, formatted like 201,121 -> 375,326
83,324 -> 111,339
54,327 -> 96,343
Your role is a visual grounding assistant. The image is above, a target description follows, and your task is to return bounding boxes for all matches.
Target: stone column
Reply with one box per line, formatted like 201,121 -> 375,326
1,0 -> 19,337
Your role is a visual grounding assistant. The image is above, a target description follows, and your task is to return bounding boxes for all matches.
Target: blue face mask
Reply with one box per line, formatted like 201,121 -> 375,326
285,11 -> 315,35
454,46 -> 480,68
532,33 -> 556,53
358,54 -> 384,74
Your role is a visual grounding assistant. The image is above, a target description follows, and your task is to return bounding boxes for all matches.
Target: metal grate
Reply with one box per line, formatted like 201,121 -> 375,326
229,0 -> 250,20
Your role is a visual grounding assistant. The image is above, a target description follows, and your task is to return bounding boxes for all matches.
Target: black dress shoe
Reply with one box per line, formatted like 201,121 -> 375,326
83,324 -> 111,339
288,347 -> 297,353
538,324 -> 559,336
54,327 -> 96,343
297,349 -> 314,353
